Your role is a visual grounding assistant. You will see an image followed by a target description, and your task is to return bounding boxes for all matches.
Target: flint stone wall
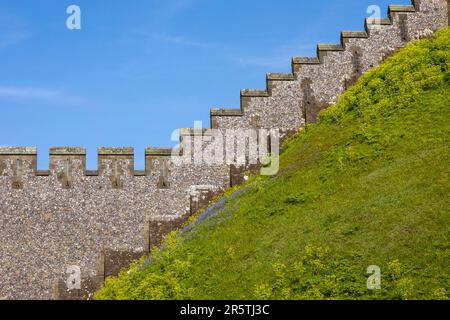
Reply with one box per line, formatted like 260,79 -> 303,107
0,0 -> 448,300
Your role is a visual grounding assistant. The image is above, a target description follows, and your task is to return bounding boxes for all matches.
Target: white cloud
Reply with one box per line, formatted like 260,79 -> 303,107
0,30 -> 30,49
167,0 -> 195,13
0,86 -> 83,105
0,87 -> 60,99
151,32 -> 218,49
230,56 -> 290,69
0,13 -> 31,49
230,43 -> 315,69
132,26 -> 222,50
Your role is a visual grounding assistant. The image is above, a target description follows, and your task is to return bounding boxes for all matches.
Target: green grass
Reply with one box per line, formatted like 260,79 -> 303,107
95,28 -> 450,300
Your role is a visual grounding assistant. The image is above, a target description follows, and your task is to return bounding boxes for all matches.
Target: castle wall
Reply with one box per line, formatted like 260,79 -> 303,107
0,147 -> 229,299
212,0 -> 449,128
0,0 -> 448,300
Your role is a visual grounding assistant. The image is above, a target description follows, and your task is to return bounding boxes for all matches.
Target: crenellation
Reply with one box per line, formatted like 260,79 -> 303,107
266,73 -> 295,81
36,170 -> 50,177
365,18 -> 392,30
0,147 -> 37,190
145,147 -> 172,188
296,11 -> 415,123
0,0 -> 447,300
388,5 -> 417,14
214,79 -> 304,131
240,89 -> 269,98
0,147 -> 37,176
266,73 -> 296,95
0,146 -> 38,155
292,57 -> 320,65
341,31 -> 369,42
49,147 -> 87,188
317,44 -> 345,62
50,147 -> 86,155
85,170 -> 99,177
134,170 -> 147,177
98,147 -> 134,188
97,147 -> 134,156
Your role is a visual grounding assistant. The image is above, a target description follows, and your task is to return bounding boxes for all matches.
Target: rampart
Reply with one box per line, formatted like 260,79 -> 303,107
0,0 -> 448,299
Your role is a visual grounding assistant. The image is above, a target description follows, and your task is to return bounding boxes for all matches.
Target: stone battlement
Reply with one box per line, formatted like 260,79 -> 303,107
0,0 -> 448,300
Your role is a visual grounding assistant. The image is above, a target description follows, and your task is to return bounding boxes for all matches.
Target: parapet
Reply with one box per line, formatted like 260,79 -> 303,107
49,147 -> 86,172
0,147 -> 37,173
0,147 -> 139,177
145,147 -> 173,188
0,147 -> 37,189
98,147 -> 134,156
97,147 -> 134,176
0,147 -> 37,155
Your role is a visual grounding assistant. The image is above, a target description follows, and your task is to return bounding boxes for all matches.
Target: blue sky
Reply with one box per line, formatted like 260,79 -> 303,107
0,0 -> 410,169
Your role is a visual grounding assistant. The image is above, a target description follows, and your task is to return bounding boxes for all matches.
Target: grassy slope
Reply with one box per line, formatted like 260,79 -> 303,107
96,28 -> 450,300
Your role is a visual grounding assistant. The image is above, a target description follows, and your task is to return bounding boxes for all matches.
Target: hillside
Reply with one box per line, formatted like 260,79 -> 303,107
95,28 -> 450,300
